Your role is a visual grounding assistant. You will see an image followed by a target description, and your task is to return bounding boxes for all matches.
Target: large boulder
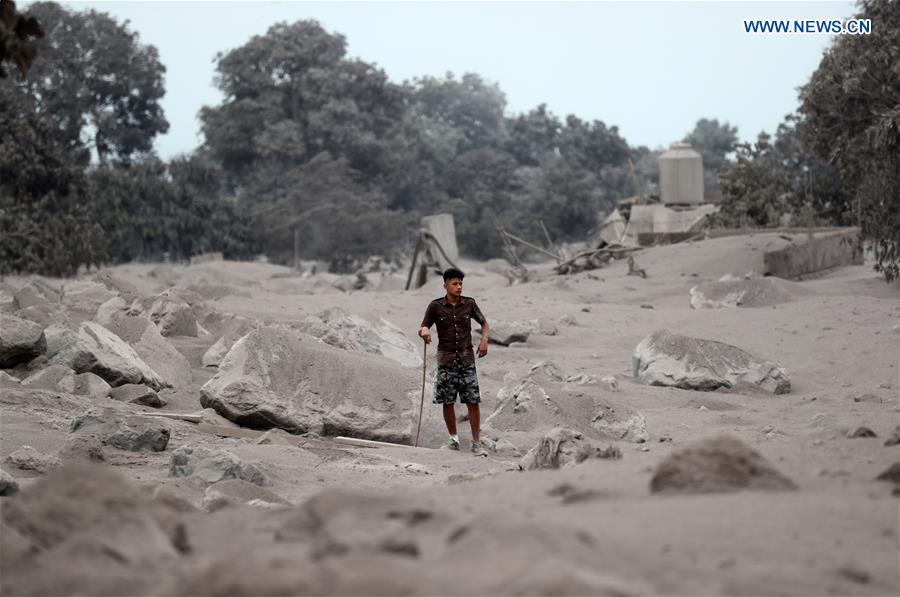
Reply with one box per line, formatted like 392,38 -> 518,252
169,444 -> 267,486
47,322 -> 166,390
202,316 -> 255,368
5,446 -> 62,474
690,276 -> 811,309
104,314 -> 192,388
92,271 -> 141,302
13,304 -> 56,329
128,286 -> 211,338
0,315 -> 47,368
200,327 -> 422,442
650,435 -> 796,494
60,280 -> 116,324
297,307 -> 421,368
22,364 -> 77,393
144,290 -> 199,337
485,319 -> 533,346
632,329 -> 790,394
70,407 -> 171,452
12,280 -> 57,310
109,383 -> 166,408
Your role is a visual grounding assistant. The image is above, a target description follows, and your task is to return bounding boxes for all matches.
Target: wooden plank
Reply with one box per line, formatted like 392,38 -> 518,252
142,412 -> 204,423
334,436 -> 410,449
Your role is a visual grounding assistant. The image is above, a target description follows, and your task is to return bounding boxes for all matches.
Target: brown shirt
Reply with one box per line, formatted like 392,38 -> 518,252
420,295 -> 487,366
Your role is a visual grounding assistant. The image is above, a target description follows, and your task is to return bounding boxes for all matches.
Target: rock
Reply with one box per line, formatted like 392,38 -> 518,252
650,435 -> 796,494
70,407 -> 171,452
201,479 -> 290,512
0,370 -> 20,386
633,329 -> 791,394
847,426 -> 877,438
0,467 -> 19,495
489,378 -> 557,422
852,393 -> 883,403
21,364 -> 76,393
690,277 -> 811,309
143,289 -> 200,337
13,281 -> 56,310
297,307 -> 421,367
109,383 -> 166,408
94,296 -> 128,327
592,402 -> 649,443
875,463 -> 900,483
58,435 -> 106,462
14,304 -> 56,328
200,327 -> 422,442
487,437 -> 522,457
72,372 -> 112,400
485,319 -> 533,346
93,271 -> 141,302
169,444 -> 267,486
520,427 -> 622,470
196,407 -> 239,428
104,315 -> 192,388
0,315 -> 47,368
601,375 -> 619,391
5,446 -> 62,473
47,322 -> 165,390
884,426 -> 900,447
60,280 -> 116,324
835,565 -> 871,585
202,316 -> 254,367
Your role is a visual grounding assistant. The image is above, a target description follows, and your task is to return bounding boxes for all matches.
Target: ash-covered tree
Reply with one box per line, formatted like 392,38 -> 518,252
200,19 -> 415,266
0,0 -> 44,78
18,1 -> 168,164
0,87 -> 102,276
772,113 -> 854,226
799,0 -> 900,281
715,133 -> 795,228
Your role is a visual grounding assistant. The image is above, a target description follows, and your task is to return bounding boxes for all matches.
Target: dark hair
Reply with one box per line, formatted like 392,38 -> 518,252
442,268 -> 465,282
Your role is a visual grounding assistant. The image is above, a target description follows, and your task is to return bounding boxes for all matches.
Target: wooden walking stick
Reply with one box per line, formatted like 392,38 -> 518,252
414,339 -> 427,447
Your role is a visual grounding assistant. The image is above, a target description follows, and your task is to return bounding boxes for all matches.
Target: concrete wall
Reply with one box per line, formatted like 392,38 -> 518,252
763,228 -> 862,279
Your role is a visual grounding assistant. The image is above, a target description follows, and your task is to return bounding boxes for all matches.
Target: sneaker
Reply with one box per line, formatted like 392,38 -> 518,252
447,437 -> 460,451
470,441 -> 487,457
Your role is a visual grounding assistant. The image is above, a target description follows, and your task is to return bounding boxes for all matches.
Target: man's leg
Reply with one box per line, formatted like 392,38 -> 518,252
442,404 -> 457,436
466,403 -> 480,443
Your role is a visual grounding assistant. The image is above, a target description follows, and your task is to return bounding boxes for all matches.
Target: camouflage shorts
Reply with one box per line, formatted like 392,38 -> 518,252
434,363 -> 481,405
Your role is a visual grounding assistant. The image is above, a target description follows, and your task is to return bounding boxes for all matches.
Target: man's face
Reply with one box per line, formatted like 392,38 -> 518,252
444,278 -> 463,298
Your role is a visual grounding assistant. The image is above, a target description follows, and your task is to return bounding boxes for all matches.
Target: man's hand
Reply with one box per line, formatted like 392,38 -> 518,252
477,340 -> 488,358
419,327 -> 431,344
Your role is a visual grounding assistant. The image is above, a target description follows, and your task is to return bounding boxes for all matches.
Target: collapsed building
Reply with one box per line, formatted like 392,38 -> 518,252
597,143 -> 718,248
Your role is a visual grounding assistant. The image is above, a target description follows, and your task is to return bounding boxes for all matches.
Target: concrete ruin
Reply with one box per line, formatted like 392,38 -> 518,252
405,214 -> 460,290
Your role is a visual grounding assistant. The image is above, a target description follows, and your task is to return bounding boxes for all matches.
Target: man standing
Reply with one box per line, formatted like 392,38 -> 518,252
419,268 -> 489,455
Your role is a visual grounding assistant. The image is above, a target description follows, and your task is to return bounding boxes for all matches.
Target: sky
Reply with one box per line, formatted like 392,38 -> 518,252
54,0 -> 858,159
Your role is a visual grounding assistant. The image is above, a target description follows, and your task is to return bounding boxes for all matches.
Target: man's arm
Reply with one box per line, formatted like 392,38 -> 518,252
419,303 -> 434,344
472,301 -> 488,358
